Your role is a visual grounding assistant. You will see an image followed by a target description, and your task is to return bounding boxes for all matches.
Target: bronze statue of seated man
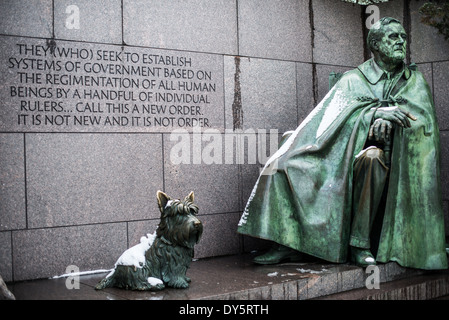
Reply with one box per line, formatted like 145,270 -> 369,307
238,17 -> 448,270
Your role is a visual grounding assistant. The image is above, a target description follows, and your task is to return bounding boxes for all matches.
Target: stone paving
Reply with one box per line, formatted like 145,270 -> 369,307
7,252 -> 449,300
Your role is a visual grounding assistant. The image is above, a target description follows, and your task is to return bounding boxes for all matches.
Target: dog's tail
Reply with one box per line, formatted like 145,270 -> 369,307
95,272 -> 115,290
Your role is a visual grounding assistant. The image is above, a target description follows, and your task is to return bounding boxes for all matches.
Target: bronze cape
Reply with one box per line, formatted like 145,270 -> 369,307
237,59 -> 448,270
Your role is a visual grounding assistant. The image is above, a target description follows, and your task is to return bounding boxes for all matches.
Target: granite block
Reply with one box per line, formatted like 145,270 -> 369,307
353,266 -> 366,288
194,213 -> 241,259
0,232 -> 13,282
285,280 -> 299,300
224,56 -> 298,133
127,213 -> 242,260
123,0 -> 238,55
410,0 -> 449,63
416,63 -> 433,92
26,133 -> 164,228
260,286 -> 272,300
163,133 -> 241,216
0,36 -> 225,133
0,133 -> 26,231
54,0 -> 122,44
339,267 -> 365,292
301,269 -> 340,299
269,283 -> 284,300
386,262 -> 405,281
440,131 -> 449,202
315,64 -> 353,103
375,263 -> 389,284
319,272 -> 339,296
247,286 -> 271,300
296,62 -> 315,124
296,278 -> 309,300
270,281 -> 297,300
229,290 -> 250,300
127,213 -> 241,260
433,61 -> 449,131
443,201 -> 449,237
238,0 -> 311,62
12,223 -> 127,281
0,0 -> 52,38
312,1 -> 364,66
374,0 -> 404,23
127,219 -> 160,248
303,275 -> 321,299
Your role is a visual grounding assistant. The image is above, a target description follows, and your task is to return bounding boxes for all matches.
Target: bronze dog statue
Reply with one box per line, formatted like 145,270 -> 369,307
95,191 -> 202,291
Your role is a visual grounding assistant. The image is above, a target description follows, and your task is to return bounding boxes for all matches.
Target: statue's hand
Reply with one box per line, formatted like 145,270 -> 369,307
369,119 -> 393,144
374,106 -> 417,128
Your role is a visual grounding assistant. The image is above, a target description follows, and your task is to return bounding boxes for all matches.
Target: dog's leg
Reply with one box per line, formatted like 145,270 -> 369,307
144,277 -> 165,291
167,276 -> 189,289
95,271 -> 116,290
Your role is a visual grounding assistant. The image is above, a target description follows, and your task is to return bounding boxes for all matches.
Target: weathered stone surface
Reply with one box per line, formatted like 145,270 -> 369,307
238,0 -> 311,61
0,0 -> 52,38
163,132 -> 240,216
443,201 -> 449,237
315,64 -> 352,102
0,232 -> 12,282
416,63 -> 433,90
12,223 -> 127,281
0,134 -> 26,231
433,61 -> 449,131
123,0 -> 238,55
410,0 -> 449,63
312,1 -> 364,66
26,133 -> 164,227
296,62 -> 315,124
224,56 -> 298,133
194,213 -> 241,258
440,131 -> 449,202
127,220 -> 160,248
126,214 -> 241,260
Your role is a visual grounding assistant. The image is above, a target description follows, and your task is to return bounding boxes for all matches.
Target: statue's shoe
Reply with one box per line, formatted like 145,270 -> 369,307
253,244 -> 303,265
351,247 -> 376,267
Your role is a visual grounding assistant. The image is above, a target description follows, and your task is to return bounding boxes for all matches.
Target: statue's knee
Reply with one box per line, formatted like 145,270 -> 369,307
364,147 -> 384,160
355,147 -> 387,168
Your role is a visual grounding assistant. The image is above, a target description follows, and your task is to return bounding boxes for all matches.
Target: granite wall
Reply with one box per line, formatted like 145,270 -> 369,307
0,0 -> 448,282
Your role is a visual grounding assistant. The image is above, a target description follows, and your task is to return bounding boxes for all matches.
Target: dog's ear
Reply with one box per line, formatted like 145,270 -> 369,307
157,190 -> 171,213
184,191 -> 194,203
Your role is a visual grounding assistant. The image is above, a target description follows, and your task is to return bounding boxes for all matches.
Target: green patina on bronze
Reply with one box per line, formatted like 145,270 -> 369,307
96,191 -> 203,291
238,17 -> 447,270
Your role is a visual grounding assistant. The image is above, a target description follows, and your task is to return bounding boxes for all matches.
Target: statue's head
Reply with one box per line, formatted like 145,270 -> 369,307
367,17 -> 406,67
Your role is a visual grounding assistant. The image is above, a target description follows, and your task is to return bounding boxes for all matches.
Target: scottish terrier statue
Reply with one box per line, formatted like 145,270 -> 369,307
95,190 -> 203,291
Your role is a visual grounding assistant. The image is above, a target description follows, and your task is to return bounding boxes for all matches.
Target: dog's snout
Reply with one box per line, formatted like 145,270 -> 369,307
193,219 -> 201,228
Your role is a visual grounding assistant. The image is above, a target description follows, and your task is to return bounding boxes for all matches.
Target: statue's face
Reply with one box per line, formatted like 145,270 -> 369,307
375,22 -> 407,66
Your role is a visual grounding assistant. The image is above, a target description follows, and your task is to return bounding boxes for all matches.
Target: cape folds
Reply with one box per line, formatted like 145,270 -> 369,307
238,59 -> 447,270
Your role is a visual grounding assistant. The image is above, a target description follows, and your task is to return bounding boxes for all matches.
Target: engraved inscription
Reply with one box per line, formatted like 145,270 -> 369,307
0,37 -> 224,132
